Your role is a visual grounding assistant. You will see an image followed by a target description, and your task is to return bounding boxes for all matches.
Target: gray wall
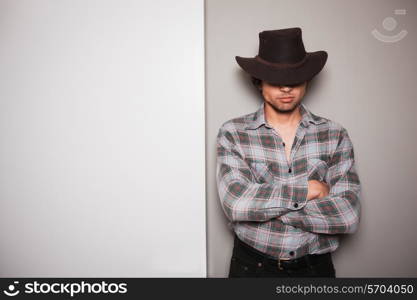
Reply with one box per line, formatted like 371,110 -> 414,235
0,0 -> 206,277
206,0 -> 417,277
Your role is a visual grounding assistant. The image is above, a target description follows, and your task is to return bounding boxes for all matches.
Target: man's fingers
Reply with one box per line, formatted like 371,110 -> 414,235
307,180 -> 330,200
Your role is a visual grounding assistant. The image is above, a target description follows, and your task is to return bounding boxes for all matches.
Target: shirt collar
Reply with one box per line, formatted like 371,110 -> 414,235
244,102 -> 326,130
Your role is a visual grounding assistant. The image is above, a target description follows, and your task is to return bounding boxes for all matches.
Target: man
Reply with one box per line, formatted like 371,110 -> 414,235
216,28 -> 361,278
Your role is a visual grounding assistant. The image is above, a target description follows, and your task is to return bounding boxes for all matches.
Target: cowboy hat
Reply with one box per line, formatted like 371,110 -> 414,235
235,27 -> 327,86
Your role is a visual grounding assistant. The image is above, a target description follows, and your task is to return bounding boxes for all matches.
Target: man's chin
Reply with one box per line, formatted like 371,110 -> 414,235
273,103 -> 299,113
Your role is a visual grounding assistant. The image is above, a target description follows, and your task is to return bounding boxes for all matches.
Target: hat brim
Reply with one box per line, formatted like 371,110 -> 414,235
235,51 -> 327,86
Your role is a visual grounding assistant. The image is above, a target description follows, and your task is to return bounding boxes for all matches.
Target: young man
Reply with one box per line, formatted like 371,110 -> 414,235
216,28 -> 361,278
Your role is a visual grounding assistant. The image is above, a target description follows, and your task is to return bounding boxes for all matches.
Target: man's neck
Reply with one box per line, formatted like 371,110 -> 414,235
264,101 -> 302,129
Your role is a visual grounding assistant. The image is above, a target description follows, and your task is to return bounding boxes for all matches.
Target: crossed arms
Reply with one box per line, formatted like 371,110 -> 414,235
215,127 -> 361,235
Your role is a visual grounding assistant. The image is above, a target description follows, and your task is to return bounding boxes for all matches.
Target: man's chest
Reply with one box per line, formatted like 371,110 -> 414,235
272,126 -> 297,163
236,126 -> 339,182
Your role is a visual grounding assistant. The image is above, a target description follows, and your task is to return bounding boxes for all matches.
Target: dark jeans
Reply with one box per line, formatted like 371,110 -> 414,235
228,234 -> 336,278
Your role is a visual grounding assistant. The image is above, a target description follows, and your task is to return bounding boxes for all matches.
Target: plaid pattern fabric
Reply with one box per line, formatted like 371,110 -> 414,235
216,102 -> 361,259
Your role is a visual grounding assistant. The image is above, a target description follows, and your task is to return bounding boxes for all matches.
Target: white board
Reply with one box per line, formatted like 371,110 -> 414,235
0,0 -> 206,277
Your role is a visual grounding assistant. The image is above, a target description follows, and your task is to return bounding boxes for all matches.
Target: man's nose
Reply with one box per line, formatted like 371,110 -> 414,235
279,86 -> 292,92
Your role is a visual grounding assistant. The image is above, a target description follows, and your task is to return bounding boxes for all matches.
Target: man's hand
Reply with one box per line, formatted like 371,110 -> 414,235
307,180 -> 330,201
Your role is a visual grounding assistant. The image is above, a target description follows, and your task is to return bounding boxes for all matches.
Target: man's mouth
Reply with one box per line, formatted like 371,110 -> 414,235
278,97 -> 295,103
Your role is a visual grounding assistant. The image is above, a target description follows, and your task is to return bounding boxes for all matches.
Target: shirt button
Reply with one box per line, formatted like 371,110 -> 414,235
289,251 -> 295,256
288,168 -> 292,173
258,262 -> 263,267
293,203 -> 298,208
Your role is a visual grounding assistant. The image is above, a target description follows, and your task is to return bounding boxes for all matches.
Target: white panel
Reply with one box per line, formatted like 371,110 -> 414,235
0,0 -> 205,277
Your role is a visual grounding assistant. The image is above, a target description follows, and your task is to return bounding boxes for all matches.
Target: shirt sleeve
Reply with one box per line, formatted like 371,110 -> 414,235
216,127 -> 308,222
279,128 -> 361,234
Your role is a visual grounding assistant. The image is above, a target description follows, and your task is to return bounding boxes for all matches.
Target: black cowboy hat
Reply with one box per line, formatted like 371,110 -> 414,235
235,27 -> 328,86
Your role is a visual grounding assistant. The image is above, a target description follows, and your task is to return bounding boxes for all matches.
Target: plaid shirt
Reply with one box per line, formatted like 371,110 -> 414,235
216,102 -> 361,260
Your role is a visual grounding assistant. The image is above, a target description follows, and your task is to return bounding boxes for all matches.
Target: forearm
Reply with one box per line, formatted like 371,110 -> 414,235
217,174 -> 308,222
280,188 -> 361,234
